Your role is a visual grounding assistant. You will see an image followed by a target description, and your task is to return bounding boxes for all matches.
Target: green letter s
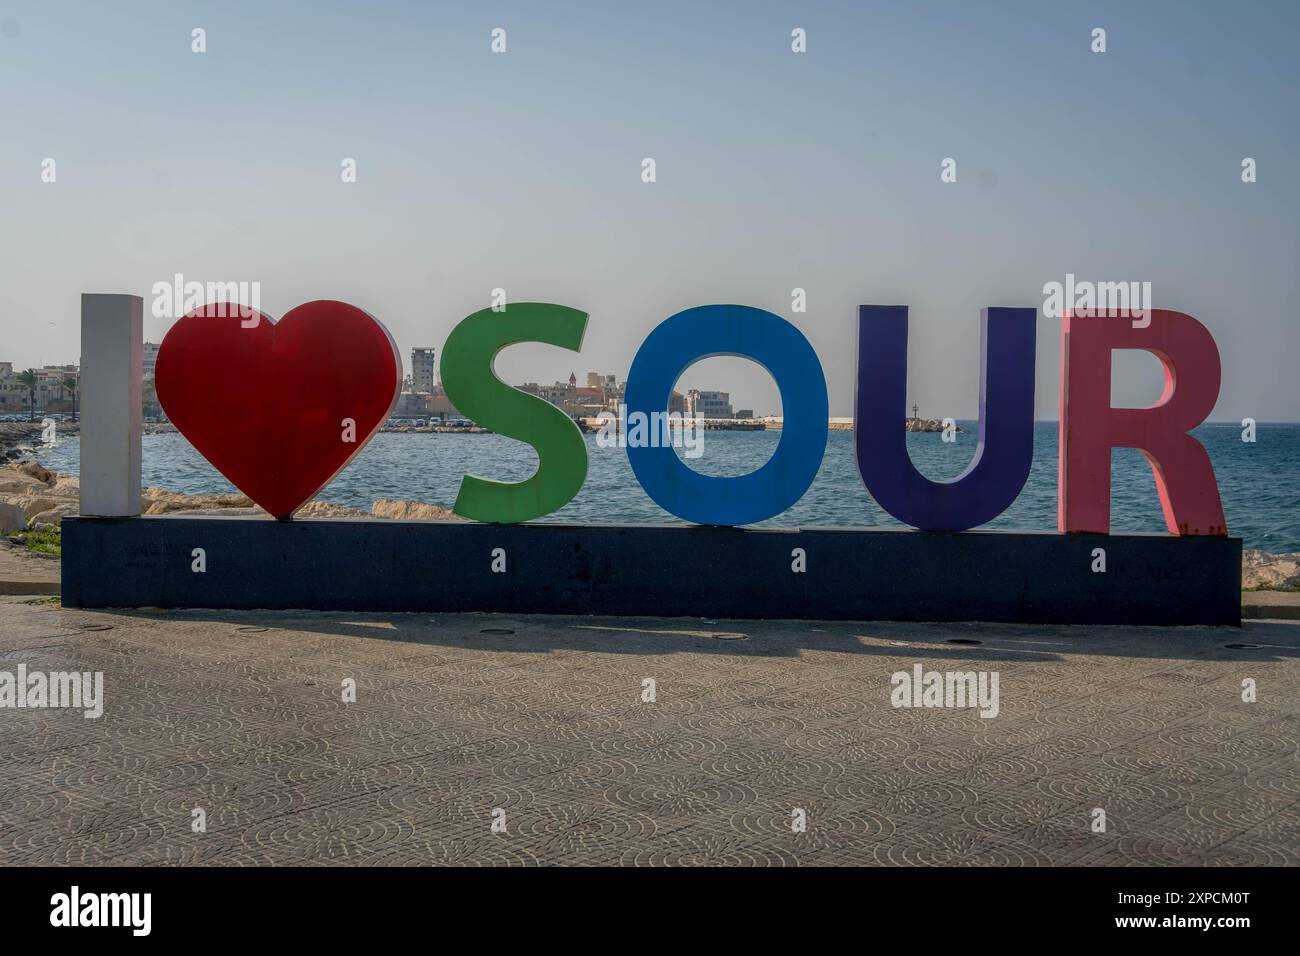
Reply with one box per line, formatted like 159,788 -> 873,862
441,303 -> 588,523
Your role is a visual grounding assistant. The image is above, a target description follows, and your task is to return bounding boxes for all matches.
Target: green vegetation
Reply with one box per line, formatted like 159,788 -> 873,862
5,527 -> 61,556
1245,579 -> 1300,593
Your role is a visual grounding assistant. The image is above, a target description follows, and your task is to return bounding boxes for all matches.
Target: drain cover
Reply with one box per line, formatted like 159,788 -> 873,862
946,638 -> 983,645
480,627 -> 515,635
77,624 -> 113,632
1224,642 -> 1262,650
237,626 -> 268,633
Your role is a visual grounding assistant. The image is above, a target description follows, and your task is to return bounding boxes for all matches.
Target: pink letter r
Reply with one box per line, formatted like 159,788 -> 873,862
1058,309 -> 1227,536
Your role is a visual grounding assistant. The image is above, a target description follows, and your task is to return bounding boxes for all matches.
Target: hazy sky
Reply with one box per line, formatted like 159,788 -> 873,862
3,0 -> 1297,419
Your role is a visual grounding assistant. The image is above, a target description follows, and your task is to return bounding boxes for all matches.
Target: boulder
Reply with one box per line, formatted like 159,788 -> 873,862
142,491 -> 253,515
13,461 -> 53,484
48,475 -> 80,496
371,497 -> 460,521
151,506 -> 264,519
297,500 -> 371,518
1242,550 -> 1300,591
0,475 -> 50,495
0,501 -> 25,533
1,494 -> 59,522
29,502 -> 80,530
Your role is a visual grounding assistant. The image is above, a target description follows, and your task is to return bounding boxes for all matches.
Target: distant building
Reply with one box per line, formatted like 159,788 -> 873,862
685,389 -> 732,419
602,376 -> 626,413
511,372 -> 686,421
412,348 -> 437,392
518,379 -> 578,414
143,342 -> 161,379
734,408 -> 753,419
0,362 -> 81,416
394,392 -> 433,417
572,386 -> 604,416
428,386 -> 460,419
0,363 -> 27,415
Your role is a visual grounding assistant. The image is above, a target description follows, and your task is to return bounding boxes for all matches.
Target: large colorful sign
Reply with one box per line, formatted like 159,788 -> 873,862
154,300 -> 1227,537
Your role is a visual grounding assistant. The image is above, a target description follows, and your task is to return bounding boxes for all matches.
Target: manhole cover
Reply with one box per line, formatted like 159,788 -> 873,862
236,626 -> 268,633
480,627 -> 515,635
1224,643 -> 1262,650
946,638 -> 983,645
77,624 -> 113,632
710,632 -> 748,641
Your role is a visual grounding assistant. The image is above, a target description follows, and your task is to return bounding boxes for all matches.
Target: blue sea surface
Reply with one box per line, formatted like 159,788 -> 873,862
26,422 -> 1300,552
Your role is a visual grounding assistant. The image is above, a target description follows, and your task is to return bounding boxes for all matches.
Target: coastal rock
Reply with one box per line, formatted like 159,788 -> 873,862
0,501 -> 25,533
0,426 -> 43,457
151,506 -> 264,519
14,461 -> 53,484
1242,550 -> 1300,591
2,464 -> 1296,593
142,490 -> 254,515
297,500 -> 371,519
1,494 -> 59,522
371,497 -> 461,521
48,475 -> 80,496
137,501 -> 372,519
904,418 -> 961,433
29,502 -> 79,530
0,474 -> 50,495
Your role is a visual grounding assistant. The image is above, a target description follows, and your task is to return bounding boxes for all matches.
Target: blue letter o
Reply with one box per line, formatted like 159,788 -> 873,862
624,304 -> 829,525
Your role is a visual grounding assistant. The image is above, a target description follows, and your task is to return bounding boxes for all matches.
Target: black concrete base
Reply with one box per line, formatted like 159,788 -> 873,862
60,516 -> 1242,626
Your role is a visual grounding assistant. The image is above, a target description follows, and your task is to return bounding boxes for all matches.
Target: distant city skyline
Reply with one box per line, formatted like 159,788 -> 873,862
3,1 -> 1298,421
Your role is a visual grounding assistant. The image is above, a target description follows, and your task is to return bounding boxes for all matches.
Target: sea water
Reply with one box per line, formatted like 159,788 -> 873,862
27,422 -> 1300,552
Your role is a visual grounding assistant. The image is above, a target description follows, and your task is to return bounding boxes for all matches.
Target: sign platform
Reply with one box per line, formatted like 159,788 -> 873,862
61,516 -> 1242,626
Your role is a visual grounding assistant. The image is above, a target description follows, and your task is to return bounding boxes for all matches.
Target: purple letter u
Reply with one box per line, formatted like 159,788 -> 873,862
854,305 -> 1037,531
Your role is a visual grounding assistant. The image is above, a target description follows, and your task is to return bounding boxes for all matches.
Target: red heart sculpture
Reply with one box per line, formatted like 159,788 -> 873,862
154,300 -> 401,519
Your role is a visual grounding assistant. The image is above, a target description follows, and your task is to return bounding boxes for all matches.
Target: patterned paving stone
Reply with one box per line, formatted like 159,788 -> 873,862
0,597 -> 1296,865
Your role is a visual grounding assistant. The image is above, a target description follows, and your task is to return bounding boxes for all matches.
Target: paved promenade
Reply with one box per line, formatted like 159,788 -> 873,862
0,595 -> 1296,866
0,546 -> 59,595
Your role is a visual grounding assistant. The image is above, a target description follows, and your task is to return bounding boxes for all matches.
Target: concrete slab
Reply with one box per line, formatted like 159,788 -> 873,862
0,597 -> 1295,865
0,544 -> 60,595
1243,590 -> 1300,621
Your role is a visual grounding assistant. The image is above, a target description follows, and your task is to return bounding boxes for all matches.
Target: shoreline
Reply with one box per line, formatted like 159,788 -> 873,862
0,460 -> 460,533
4,422 -> 1296,558
0,420 -> 80,461
1,460 -> 1297,593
